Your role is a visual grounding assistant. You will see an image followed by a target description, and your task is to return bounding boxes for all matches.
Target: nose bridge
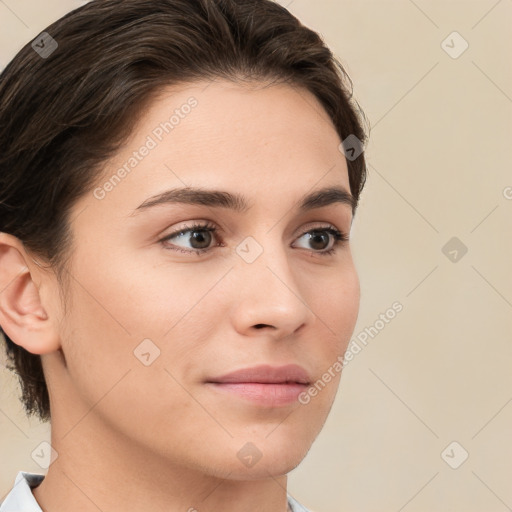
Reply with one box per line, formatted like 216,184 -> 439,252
237,228 -> 294,293
230,228 -> 315,334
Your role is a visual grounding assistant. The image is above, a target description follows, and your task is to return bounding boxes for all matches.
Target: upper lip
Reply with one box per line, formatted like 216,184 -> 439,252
206,364 -> 311,385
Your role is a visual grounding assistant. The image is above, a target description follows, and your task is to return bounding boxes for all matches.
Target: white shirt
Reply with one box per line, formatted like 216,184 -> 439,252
0,471 -> 313,512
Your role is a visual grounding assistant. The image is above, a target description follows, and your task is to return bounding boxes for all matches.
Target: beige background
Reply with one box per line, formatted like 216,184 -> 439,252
1,1 -> 511,511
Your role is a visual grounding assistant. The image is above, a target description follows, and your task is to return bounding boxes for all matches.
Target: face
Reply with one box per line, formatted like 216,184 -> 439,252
45,79 -> 360,479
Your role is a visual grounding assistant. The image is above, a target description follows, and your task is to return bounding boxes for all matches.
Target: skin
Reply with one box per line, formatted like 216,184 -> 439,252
0,79 -> 360,512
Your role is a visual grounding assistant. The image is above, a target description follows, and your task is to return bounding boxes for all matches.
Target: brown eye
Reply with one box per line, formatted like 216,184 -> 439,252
293,227 -> 349,256
160,222 -> 219,254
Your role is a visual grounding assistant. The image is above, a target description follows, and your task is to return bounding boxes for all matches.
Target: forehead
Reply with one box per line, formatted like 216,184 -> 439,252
78,79 -> 351,219
118,80 -> 340,163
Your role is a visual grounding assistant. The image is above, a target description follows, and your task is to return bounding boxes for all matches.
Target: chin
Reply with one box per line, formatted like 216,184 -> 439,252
221,456 -> 305,481
219,435 -> 312,481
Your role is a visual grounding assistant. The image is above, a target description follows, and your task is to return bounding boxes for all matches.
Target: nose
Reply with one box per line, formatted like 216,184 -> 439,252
229,237 -> 317,340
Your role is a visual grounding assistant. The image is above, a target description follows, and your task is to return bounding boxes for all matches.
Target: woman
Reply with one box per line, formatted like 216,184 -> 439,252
0,0 -> 368,510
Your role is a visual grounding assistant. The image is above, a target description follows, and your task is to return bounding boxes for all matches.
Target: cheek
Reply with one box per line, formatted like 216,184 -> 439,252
57,280 -> 201,446
309,261 -> 360,348
337,269 -> 360,346
57,254 -> 216,404
295,262 -> 359,400
54,257 -> 153,411
58,288 -> 135,410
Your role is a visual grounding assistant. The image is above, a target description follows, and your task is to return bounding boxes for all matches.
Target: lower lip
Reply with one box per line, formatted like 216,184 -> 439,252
205,382 -> 309,406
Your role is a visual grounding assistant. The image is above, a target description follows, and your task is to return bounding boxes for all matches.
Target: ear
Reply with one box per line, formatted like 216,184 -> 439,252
0,232 -> 60,355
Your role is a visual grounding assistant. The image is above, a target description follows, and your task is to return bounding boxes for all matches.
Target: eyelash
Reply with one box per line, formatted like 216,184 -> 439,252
159,221 -> 349,257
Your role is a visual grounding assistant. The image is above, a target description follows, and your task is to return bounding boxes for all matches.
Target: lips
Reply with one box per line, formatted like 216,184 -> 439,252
204,364 -> 311,407
205,364 -> 311,385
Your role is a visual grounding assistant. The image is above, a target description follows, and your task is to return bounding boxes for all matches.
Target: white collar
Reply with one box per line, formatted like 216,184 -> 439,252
0,471 -> 44,512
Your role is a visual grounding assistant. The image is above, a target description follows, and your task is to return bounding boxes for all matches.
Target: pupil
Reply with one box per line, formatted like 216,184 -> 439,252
191,230 -> 211,249
310,232 -> 328,250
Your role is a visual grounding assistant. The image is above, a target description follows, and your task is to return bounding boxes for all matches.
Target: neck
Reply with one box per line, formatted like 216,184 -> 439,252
33,412 -> 291,512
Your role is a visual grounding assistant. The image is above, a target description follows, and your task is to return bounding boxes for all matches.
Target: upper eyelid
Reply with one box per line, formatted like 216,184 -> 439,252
160,222 -> 347,250
162,220 -> 345,239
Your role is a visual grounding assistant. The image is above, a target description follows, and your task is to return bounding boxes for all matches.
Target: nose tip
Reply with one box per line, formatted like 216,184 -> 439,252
231,272 -> 315,339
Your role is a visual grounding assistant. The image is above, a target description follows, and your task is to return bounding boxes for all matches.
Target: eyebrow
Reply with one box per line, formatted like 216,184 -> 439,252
130,185 -> 357,216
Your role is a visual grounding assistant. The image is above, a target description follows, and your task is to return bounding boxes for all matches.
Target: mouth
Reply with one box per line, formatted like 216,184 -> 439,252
205,363 -> 311,385
204,382 -> 310,407
204,364 -> 311,407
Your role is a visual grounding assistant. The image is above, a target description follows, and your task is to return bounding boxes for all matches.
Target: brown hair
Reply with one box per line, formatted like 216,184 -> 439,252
0,0 -> 368,422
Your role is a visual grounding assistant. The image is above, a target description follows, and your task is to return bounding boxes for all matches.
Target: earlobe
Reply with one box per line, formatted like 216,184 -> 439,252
0,233 -> 60,355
